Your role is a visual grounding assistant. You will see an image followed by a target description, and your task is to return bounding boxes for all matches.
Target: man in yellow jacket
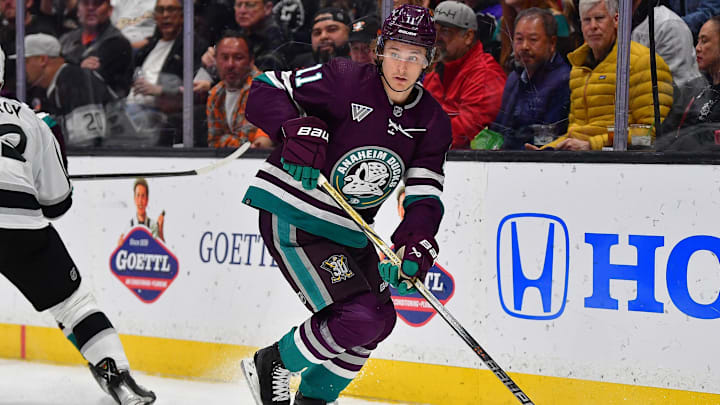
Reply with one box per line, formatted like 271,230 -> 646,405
527,0 -> 674,151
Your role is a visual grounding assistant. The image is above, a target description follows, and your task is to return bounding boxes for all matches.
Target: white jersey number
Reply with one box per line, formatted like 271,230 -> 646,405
0,123 -> 28,162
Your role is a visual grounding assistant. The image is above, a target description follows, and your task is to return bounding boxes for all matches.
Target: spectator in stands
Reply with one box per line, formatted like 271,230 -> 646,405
123,0 -> 207,146
425,0 -> 506,149
25,33 -> 115,147
0,0 -> 58,97
499,0 -> 577,72
348,15 -> 378,64
287,7 -> 351,69
492,8 -> 571,149
660,16 -> 720,146
59,0 -> 133,97
200,0 -> 285,75
207,31 -> 271,149
272,0 -> 375,55
527,0 -> 673,151
667,0 -> 720,37
110,0 -> 156,49
632,0 -> 702,89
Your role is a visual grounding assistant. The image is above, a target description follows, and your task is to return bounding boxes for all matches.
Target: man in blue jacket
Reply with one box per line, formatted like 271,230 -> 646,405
491,7 -> 571,149
668,0 -> 720,37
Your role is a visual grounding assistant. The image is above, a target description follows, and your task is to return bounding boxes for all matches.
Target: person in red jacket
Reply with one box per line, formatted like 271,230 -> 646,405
424,0 -> 507,149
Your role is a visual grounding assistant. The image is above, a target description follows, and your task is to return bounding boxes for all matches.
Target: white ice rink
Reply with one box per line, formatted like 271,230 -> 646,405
0,359 -> 399,405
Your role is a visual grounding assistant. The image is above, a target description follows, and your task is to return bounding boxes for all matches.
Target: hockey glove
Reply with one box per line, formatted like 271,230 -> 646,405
280,116 -> 329,190
377,236 -> 439,295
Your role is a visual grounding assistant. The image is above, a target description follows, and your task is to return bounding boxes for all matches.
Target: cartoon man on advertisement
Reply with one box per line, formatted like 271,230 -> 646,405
112,177 -> 178,303
119,178 -> 165,245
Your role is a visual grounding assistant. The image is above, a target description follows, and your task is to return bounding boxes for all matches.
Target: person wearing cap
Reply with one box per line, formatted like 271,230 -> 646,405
194,0 -> 286,93
423,0 -> 506,149
59,0 -> 133,97
491,7 -> 571,149
25,33 -> 115,147
287,7 -> 352,69
0,0 -> 58,97
348,15 -> 379,64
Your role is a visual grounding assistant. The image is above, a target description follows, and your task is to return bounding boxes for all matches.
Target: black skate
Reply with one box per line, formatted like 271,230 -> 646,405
294,391 -> 338,405
241,343 -> 291,405
89,358 -> 156,405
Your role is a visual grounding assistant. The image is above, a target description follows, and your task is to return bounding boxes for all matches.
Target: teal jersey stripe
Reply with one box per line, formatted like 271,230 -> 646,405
255,72 -> 278,87
275,218 -> 329,310
243,186 -> 368,248
403,194 -> 444,216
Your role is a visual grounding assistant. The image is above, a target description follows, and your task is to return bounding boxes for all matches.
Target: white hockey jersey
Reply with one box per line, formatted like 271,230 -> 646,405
0,97 -> 72,229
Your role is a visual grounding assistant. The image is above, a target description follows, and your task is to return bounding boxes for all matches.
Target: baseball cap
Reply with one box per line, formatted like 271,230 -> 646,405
313,7 -> 352,27
25,33 -> 61,58
349,15 -> 380,43
434,1 -> 478,31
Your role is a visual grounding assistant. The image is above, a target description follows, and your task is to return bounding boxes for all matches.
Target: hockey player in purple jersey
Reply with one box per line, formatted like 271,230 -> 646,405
240,5 -> 451,405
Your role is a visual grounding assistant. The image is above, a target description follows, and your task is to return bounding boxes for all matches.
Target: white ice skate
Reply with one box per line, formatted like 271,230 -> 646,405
241,343 -> 291,405
241,357 -> 264,405
89,358 -> 156,405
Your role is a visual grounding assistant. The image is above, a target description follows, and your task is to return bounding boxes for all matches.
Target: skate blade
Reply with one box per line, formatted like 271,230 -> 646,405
241,358 -> 263,405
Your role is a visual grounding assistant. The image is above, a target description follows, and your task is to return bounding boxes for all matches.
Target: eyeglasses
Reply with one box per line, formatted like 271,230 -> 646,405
378,51 -> 428,68
235,1 -> 261,10
154,6 -> 182,15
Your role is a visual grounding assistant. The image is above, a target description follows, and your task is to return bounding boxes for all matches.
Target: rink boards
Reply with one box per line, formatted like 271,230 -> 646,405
1,155 -> 719,404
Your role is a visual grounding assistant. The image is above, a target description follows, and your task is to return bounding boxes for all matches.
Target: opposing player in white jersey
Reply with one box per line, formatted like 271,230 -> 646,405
0,45 -> 156,405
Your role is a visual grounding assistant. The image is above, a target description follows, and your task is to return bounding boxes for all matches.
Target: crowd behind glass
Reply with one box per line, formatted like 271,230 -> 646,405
2,0 -> 719,152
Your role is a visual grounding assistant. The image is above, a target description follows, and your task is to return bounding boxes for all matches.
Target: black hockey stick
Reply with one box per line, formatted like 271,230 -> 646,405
69,142 -> 251,180
317,174 -> 535,405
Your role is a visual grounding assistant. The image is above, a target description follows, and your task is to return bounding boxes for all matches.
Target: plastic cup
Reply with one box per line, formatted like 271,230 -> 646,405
530,124 -> 557,146
628,124 -> 653,150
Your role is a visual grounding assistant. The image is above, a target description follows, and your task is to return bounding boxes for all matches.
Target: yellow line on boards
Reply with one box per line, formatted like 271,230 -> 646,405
0,324 -> 718,404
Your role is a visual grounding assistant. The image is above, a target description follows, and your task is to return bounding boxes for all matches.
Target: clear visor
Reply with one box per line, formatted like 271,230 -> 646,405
378,50 -> 429,68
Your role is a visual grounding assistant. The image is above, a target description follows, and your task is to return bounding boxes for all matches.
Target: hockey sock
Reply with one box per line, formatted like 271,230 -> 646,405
298,346 -> 371,402
47,285 -> 129,370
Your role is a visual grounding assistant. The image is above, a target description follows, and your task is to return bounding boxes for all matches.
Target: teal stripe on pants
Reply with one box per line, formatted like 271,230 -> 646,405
276,218 -> 328,311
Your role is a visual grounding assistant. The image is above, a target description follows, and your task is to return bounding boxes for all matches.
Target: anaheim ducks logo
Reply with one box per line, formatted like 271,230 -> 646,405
331,147 -> 404,208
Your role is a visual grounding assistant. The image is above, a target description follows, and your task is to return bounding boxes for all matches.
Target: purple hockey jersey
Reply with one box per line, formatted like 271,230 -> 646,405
242,59 -> 452,248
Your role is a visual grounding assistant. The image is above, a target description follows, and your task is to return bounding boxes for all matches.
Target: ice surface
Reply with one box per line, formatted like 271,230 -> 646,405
0,359 -> 400,405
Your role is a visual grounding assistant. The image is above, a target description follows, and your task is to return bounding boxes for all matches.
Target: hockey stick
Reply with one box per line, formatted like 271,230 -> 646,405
317,174 -> 535,405
69,142 -> 251,180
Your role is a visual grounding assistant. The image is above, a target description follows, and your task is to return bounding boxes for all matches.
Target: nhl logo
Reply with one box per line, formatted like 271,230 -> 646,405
321,254 -> 354,283
393,105 -> 403,117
